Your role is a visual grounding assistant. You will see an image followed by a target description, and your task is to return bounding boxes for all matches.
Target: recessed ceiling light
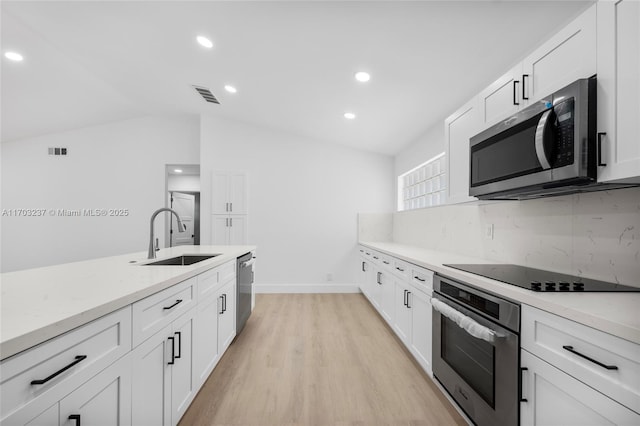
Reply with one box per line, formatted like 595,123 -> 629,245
196,36 -> 213,49
4,51 -> 24,62
174,169 -> 183,173
344,112 -> 356,120
224,85 -> 237,94
355,71 -> 370,82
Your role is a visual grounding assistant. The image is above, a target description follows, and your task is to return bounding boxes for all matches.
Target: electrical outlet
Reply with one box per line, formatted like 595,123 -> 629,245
485,224 -> 494,240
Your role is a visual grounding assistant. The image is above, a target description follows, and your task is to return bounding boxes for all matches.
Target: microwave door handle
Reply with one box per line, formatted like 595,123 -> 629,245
535,109 -> 553,170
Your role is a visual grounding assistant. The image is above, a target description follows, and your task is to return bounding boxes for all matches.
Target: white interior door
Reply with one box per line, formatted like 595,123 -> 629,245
170,192 -> 195,246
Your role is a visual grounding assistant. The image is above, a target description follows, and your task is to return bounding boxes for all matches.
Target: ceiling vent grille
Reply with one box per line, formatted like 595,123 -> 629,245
192,85 -> 220,104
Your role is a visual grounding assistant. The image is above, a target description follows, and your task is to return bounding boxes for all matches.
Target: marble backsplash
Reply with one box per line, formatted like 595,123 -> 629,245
369,186 -> 640,286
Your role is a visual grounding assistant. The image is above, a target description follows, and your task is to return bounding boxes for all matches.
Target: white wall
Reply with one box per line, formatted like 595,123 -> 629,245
1,115 -> 200,272
167,174 -> 200,192
391,187 -> 640,286
394,123 -> 445,178
200,115 -> 394,286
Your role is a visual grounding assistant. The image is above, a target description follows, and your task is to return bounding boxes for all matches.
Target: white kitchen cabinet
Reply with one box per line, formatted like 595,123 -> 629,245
193,292 -> 220,387
357,252 -> 372,300
0,308 -> 131,426
131,307 -> 196,426
211,214 -> 247,245
378,269 -> 395,324
596,0 -> 640,184
445,96 -> 480,204
522,4 -> 596,104
393,282 -> 433,375
217,279 -> 237,354
212,171 -> 247,215
520,349 -> 640,426
478,64 -> 523,128
393,281 -> 412,345
59,353 -> 132,426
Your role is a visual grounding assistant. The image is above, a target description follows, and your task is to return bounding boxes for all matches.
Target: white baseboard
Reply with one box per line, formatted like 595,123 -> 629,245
254,283 -> 361,294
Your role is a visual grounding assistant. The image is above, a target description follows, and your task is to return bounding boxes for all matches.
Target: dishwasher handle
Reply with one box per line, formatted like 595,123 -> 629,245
240,258 -> 255,268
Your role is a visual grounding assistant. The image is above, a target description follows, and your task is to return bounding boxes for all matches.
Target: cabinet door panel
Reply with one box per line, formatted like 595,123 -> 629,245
170,311 -> 196,425
523,5 -> 596,103
218,281 -> 236,354
228,215 -> 247,245
597,0 -> 640,183
194,293 -> 220,387
228,173 -> 247,214
132,327 -> 171,426
22,404 -> 58,426
410,290 -> 432,375
479,65 -> 522,128
445,97 -> 479,204
59,354 -> 131,426
379,272 -> 395,325
520,350 -> 640,426
211,216 -> 229,245
393,283 -> 411,345
211,173 -> 230,215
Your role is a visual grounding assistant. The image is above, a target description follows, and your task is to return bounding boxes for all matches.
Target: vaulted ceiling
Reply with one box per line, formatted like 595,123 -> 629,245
1,1 -> 592,155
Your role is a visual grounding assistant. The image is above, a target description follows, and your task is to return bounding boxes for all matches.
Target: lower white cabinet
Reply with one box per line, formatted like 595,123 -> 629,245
193,293 -> 220,387
393,281 -> 432,375
3,353 -> 132,426
131,307 -> 196,426
358,246 -> 433,376
520,349 -> 640,426
59,353 -> 132,426
217,279 -> 237,355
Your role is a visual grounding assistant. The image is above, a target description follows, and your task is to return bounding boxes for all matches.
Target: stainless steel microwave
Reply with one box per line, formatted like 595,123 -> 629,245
469,78 -> 598,199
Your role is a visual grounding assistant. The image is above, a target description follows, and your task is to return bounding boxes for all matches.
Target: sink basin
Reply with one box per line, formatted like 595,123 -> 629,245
143,254 -> 220,266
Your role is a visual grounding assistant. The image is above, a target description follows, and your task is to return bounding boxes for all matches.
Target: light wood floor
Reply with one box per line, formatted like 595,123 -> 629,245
179,293 -> 466,426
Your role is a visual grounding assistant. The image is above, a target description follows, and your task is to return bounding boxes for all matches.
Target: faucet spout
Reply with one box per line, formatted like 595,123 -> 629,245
148,207 -> 186,259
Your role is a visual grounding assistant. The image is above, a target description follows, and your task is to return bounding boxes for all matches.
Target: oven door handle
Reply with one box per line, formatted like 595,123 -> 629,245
432,298 -> 501,343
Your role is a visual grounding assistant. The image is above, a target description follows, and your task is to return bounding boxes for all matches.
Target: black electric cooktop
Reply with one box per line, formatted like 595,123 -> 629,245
444,264 -> 640,292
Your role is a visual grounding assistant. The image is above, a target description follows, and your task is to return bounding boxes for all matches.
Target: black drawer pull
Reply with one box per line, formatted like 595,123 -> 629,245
175,331 -> 182,359
168,336 -> 176,365
68,414 -> 81,426
31,355 -> 87,385
396,267 -> 405,272
163,299 -> 183,310
373,256 -> 379,260
383,261 -> 389,265
513,80 -> 520,105
522,74 -> 529,100
361,261 -> 366,272
562,345 -> 618,370
414,276 -> 426,282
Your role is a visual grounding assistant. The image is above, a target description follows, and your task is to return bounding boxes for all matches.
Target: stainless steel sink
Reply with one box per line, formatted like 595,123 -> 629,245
143,254 -> 220,266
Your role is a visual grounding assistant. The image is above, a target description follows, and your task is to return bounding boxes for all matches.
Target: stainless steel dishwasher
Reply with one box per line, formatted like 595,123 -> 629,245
236,252 -> 255,335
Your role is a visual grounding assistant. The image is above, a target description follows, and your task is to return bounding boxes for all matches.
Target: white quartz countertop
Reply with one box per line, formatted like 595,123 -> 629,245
0,245 -> 255,360
360,241 -> 640,345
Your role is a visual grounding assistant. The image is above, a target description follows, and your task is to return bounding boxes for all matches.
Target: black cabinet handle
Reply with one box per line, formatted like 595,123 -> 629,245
522,74 -> 529,100
168,336 -> 175,365
373,256 -> 379,260
68,414 -> 81,426
383,260 -> 389,265
174,332 -> 182,359
163,299 -> 183,310
520,367 -> 528,402
31,355 -> 87,385
562,345 -> 618,370
219,295 -> 224,314
406,291 -> 412,309
223,294 -> 227,313
396,267 -> 405,272
403,289 -> 408,307
513,80 -> 520,105
414,276 -> 426,282
597,132 -> 607,166
361,261 -> 365,272
377,272 -> 382,285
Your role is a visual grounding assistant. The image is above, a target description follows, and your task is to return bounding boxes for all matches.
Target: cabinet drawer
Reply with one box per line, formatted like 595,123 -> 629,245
0,307 -> 131,421
392,258 -> 411,281
218,260 -> 236,284
132,277 -> 195,347
410,266 -> 434,294
522,305 -> 640,413
378,253 -> 393,271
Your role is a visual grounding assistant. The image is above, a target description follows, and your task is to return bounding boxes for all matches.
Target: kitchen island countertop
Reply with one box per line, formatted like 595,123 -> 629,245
0,245 -> 255,360
360,241 -> 640,345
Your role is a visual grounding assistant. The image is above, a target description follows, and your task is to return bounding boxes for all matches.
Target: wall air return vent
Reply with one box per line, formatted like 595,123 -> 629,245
192,85 -> 220,104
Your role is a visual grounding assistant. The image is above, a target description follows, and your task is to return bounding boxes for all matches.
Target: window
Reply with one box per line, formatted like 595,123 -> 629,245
398,153 -> 447,211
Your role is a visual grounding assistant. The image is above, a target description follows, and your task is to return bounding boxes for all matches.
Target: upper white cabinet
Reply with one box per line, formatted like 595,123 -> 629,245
479,64 -> 524,129
522,5 -> 596,104
212,172 -> 247,215
596,0 -> 640,184
445,96 -> 480,204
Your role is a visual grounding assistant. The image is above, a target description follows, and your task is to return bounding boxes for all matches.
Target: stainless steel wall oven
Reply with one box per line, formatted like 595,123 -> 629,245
432,274 -> 520,426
